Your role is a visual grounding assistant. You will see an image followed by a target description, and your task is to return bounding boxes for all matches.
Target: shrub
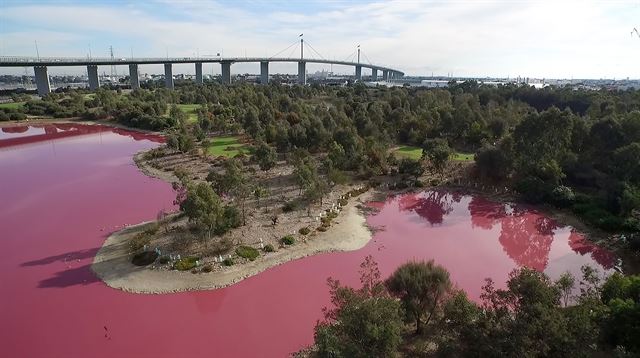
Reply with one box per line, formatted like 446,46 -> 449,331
131,251 -> 158,266
550,185 -> 575,207
173,257 -> 199,271
202,264 -> 213,273
317,226 -> 328,232
337,198 -> 348,206
263,244 -> 275,252
223,258 -> 235,266
429,178 -> 440,186
281,235 -> 295,245
282,201 -> 297,212
395,181 -> 409,189
158,255 -> 170,264
129,232 -> 152,253
299,227 -> 311,235
236,245 -> 260,261
414,180 -> 425,188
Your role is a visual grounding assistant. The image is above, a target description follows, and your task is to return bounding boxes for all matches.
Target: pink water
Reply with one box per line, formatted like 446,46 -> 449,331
0,124 -> 614,357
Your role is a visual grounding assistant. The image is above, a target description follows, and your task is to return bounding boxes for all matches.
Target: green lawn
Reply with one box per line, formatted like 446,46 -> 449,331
177,104 -> 200,123
393,145 -> 474,161
206,136 -> 248,158
394,145 -> 423,160
0,102 -> 25,109
452,152 -> 474,161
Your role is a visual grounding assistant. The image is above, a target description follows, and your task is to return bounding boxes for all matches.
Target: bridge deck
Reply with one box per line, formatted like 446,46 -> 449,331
0,56 -> 404,75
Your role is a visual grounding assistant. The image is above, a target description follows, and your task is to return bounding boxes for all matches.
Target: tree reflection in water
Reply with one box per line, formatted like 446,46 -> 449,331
395,191 -> 615,272
397,191 -> 462,226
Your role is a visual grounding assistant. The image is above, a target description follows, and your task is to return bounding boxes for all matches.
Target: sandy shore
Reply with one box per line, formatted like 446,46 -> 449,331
91,191 -> 375,294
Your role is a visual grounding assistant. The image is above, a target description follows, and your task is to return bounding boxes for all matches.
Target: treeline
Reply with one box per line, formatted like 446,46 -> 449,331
311,257 -> 640,357
9,82 -> 640,234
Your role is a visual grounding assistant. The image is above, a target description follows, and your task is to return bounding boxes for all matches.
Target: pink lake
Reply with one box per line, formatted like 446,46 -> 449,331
0,124 -> 614,357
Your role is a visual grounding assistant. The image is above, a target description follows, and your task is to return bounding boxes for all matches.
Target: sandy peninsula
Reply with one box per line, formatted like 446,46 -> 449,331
91,190 -> 375,294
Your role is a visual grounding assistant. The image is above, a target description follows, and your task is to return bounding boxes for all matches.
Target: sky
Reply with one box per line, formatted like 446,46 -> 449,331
1,0 -> 640,78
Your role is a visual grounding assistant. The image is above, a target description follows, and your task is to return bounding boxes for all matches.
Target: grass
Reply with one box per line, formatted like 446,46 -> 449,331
177,104 -> 200,123
393,145 -> 474,162
0,102 -> 25,109
394,145 -> 422,160
206,136 -> 248,158
452,152 -> 474,161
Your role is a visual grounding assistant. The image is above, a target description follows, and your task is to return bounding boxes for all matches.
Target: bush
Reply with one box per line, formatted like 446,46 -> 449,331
550,185 -> 575,207
173,257 -> 199,271
282,201 -> 298,212
337,198 -> 348,207
131,251 -> 158,266
202,264 -> 213,273
128,232 -> 152,253
236,245 -> 260,261
263,244 -> 275,252
429,178 -> 440,186
317,225 -> 328,232
158,255 -> 170,264
414,180 -> 425,188
223,258 -> 235,266
281,235 -> 295,245
299,227 -> 311,235
515,177 -> 554,204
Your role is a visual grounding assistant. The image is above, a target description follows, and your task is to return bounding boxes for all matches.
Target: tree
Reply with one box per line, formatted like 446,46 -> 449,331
474,137 -> 514,181
555,271 -> 576,307
180,182 -> 223,239
422,138 -> 452,176
253,185 -> 269,210
254,141 -> 277,172
385,260 -> 452,334
398,157 -> 424,180
314,256 -> 403,357
209,159 -> 251,224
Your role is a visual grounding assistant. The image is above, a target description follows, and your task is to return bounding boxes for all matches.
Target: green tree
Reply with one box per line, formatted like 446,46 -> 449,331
398,157 -> 424,181
254,141 -> 277,172
180,182 -> 223,239
385,260 -> 452,334
422,138 -> 452,176
314,256 -> 403,358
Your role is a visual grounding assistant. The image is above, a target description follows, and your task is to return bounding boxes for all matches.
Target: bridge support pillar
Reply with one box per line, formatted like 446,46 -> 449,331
371,69 -> 378,81
34,66 -> 51,96
164,63 -> 174,89
260,61 -> 269,84
297,61 -> 306,85
355,65 -> 362,81
87,65 -> 100,91
221,62 -> 231,84
382,70 -> 389,81
129,64 -> 140,89
195,62 -> 203,84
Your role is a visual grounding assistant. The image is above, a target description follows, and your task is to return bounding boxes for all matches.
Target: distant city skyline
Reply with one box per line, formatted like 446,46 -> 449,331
1,0 -> 640,78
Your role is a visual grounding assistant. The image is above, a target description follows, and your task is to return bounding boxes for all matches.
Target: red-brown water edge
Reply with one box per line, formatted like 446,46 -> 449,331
0,124 -> 615,357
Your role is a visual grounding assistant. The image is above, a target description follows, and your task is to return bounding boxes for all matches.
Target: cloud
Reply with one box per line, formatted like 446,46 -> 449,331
1,0 -> 639,78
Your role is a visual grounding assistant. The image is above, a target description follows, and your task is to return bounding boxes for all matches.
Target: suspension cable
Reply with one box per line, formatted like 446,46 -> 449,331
269,39 -> 300,59
304,40 -> 325,60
